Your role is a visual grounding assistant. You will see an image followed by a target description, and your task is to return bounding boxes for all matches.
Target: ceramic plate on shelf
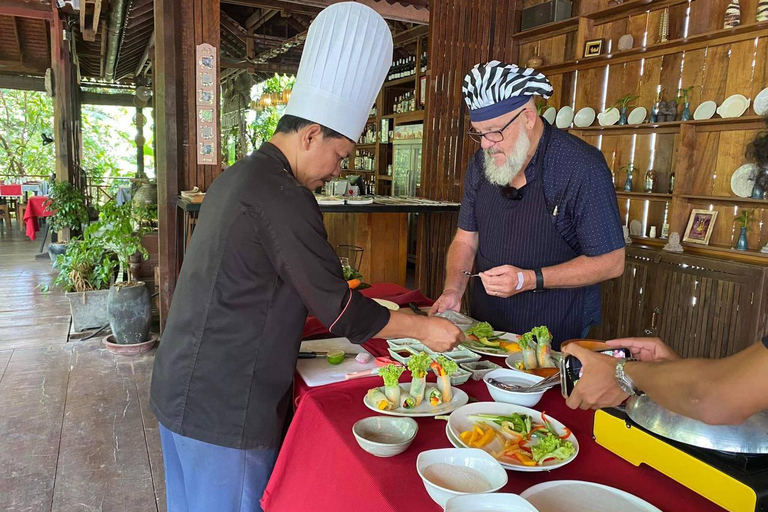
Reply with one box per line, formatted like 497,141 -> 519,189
717,94 -> 750,118
730,163 -> 758,198
629,219 -> 643,236
627,107 -> 647,125
316,196 -> 346,205
542,107 -> 557,125
598,107 -> 620,126
573,107 -> 596,127
693,100 -> 717,120
555,106 -> 574,129
754,87 -> 768,116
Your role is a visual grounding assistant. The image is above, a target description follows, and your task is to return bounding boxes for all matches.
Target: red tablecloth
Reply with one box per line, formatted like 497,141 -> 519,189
23,195 -> 53,240
263,284 -> 726,512
0,184 -> 22,197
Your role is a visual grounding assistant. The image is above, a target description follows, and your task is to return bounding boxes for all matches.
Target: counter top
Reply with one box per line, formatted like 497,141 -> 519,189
178,196 -> 461,214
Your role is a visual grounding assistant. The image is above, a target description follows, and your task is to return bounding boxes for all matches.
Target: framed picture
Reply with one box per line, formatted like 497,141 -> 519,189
683,209 -> 718,245
584,39 -> 605,58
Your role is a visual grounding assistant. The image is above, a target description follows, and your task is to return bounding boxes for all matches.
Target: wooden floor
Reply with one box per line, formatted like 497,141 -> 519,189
0,219 -> 166,511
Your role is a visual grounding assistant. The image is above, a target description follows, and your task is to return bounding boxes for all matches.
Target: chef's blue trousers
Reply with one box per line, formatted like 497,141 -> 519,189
159,423 -> 279,512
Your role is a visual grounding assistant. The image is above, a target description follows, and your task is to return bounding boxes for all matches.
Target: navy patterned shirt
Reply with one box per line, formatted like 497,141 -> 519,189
458,123 -> 625,329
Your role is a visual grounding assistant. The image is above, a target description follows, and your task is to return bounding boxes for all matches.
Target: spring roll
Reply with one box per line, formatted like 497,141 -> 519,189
400,394 -> 416,409
519,332 -> 539,370
384,385 -> 401,405
367,388 -> 394,411
431,356 -> 458,403
427,387 -> 443,407
532,326 -> 556,368
408,352 -> 431,406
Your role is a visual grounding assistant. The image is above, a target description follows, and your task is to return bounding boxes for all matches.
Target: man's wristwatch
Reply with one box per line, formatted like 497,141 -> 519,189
615,359 -> 642,396
534,268 -> 544,292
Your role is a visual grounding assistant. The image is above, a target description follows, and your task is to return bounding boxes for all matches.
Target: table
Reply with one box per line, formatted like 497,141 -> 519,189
23,195 -> 53,242
261,284 -> 726,512
0,184 -> 22,197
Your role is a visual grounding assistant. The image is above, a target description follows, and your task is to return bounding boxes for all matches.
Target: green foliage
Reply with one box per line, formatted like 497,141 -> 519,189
0,89 -> 55,177
262,74 -> 295,94
615,93 -> 640,109
46,180 -> 89,234
90,201 -> 150,280
736,209 -> 755,229
249,107 -> 282,150
51,237 -> 117,292
676,86 -> 695,103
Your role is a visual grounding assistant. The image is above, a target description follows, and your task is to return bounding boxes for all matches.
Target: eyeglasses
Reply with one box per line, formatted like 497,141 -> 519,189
467,109 -> 528,144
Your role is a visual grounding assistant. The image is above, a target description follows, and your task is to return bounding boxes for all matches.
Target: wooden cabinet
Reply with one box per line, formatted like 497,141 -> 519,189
591,245 -> 768,357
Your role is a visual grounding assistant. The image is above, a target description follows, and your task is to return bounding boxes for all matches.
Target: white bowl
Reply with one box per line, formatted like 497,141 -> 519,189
445,493 -> 540,512
598,107 -> 620,126
555,106 -> 574,129
417,448 -> 508,507
352,416 -> 418,457
717,94 -> 750,118
693,100 -> 716,120
542,107 -> 557,125
482,368 -> 547,408
573,107 -> 596,127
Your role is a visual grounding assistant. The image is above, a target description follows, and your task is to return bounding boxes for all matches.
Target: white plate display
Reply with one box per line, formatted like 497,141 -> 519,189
573,107 -> 596,127
693,100 -> 717,120
598,107 -> 620,126
373,298 -> 400,311
629,219 -> 642,236
717,94 -> 750,118
364,382 -> 469,417
462,331 -> 521,357
555,106 -> 574,129
542,107 -> 557,125
627,106 -> 647,125
347,197 -> 374,205
521,481 -> 662,512
447,402 -> 579,472
754,87 -> 768,116
316,197 -> 345,205
730,163 -> 758,198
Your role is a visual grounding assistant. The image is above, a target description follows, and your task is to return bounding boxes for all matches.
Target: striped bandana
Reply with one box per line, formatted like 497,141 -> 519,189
462,61 -> 552,122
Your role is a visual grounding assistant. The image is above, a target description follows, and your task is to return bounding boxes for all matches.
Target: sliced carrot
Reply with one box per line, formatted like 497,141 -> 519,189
347,279 -> 361,289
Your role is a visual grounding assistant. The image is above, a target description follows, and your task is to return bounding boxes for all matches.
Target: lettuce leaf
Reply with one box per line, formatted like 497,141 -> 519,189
531,433 -> 575,463
407,351 -> 431,378
467,321 -> 495,339
379,364 -> 405,388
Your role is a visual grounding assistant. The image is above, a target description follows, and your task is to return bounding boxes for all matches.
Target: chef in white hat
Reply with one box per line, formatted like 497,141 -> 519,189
150,4 -> 463,511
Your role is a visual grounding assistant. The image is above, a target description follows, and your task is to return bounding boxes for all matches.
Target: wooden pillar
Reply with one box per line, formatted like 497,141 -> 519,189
50,7 -> 78,186
136,106 -> 146,180
416,0 -> 522,299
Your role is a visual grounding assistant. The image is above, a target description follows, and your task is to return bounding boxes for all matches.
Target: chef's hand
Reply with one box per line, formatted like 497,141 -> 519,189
429,289 -> 462,315
562,343 -> 629,410
418,317 -> 465,353
607,337 -> 680,362
479,265 -> 535,298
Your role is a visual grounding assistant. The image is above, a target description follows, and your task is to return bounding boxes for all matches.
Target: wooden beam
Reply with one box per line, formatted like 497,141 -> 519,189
251,30 -> 306,63
269,0 -> 428,24
12,16 -> 22,62
0,74 -> 45,91
0,3 -> 53,20
246,8 -> 279,30
393,24 -> 429,46
134,29 -> 155,76
0,59 -> 47,74
220,0 -> 321,16
220,9 -> 248,44
79,90 -> 137,106
220,58 -> 298,73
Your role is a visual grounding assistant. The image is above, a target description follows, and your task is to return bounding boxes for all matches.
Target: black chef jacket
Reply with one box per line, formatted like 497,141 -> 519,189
150,142 -> 390,450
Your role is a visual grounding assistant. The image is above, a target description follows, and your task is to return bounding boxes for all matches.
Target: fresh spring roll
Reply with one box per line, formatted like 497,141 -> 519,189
379,364 -> 405,405
427,387 -> 443,407
430,355 -> 458,403
532,326 -> 556,368
407,352 -> 431,406
519,332 -> 539,370
400,394 -> 416,409
367,388 -> 394,411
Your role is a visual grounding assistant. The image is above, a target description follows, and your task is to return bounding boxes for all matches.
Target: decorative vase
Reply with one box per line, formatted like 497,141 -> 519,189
758,0 -> 768,22
668,172 -> 676,194
681,101 -> 691,121
751,183 -> 764,199
736,226 -> 748,250
650,102 -> 659,123
724,0 -> 741,28
624,171 -> 633,191
644,169 -> 656,193
619,107 -> 628,125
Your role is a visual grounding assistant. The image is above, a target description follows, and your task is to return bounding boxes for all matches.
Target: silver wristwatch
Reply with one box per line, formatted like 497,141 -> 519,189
615,359 -> 641,396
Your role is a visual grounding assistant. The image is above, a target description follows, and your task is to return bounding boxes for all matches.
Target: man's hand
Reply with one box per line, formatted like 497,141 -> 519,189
607,337 -> 680,362
418,317 -> 465,353
562,343 -> 629,410
479,265 -> 535,298
429,289 -> 463,315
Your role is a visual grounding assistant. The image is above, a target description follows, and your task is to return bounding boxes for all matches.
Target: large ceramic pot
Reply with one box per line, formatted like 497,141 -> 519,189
107,282 -> 151,344
48,242 -> 68,264
133,183 -> 157,206
66,290 -> 110,332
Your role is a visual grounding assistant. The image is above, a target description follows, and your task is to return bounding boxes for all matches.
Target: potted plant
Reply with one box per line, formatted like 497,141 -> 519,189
50,234 -> 117,332
615,93 -> 639,125
677,86 -> 695,121
92,201 -> 152,345
735,209 -> 755,251
45,180 -> 89,263
619,163 -> 638,191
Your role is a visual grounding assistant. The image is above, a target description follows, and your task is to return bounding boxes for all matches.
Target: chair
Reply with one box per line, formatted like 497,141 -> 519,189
17,202 -> 27,232
0,203 -> 11,231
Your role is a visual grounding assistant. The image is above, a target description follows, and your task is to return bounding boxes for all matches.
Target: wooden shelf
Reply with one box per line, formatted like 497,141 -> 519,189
377,175 -> 393,181
629,235 -> 666,247
584,0 -> 690,25
568,115 -> 766,133
617,191 -> 673,201
394,110 -> 425,124
355,144 -> 377,150
682,242 -> 768,265
514,17 -> 579,42
679,194 -> 768,206
384,75 -> 417,87
572,120 -> 681,133
539,22 -> 768,76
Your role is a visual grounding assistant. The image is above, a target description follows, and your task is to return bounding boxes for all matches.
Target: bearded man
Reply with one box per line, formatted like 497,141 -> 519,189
430,61 -> 625,348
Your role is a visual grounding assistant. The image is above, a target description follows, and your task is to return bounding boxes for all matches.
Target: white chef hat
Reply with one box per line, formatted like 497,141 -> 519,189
285,2 -> 393,141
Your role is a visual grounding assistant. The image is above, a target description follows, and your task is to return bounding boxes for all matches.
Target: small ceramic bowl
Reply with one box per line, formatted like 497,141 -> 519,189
460,360 -> 502,381
445,493 -> 539,512
352,416 -> 418,457
449,367 -> 472,386
416,448 -> 508,507
483,368 -> 548,408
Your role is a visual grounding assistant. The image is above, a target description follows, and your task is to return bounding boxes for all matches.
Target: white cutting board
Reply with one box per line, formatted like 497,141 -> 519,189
297,337 -> 378,387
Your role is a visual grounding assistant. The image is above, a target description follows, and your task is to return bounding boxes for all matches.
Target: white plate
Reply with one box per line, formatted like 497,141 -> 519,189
573,107 -> 596,127
627,106 -> 647,125
598,107 -> 620,126
542,107 -> 557,125
447,402 -> 579,472
445,493 -> 539,512
717,94 -> 750,118
462,331 -> 521,357
505,351 -> 561,369
629,219 -> 642,236
754,87 -> 768,116
346,197 -> 373,205
373,298 -> 400,311
693,100 -> 717,120
316,197 -> 345,205
364,383 -> 469,417
521,481 -> 662,512
555,106 -> 574,129
730,163 -> 758,198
